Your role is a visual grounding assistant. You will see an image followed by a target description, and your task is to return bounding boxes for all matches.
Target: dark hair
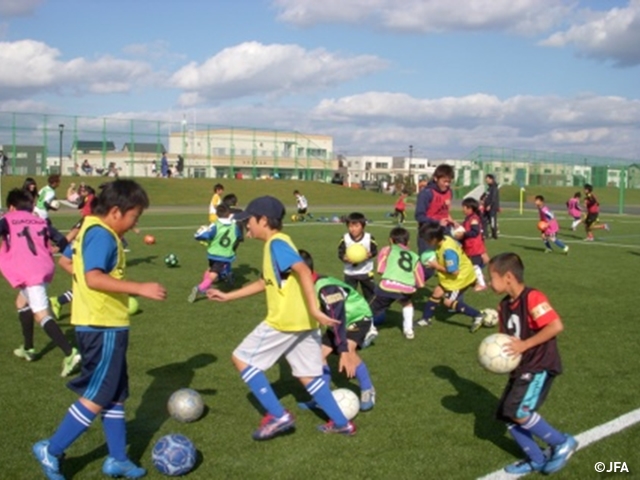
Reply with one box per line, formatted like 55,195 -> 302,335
390,226 -> 410,246
485,174 -> 496,182
584,183 -> 593,192
535,195 -> 545,202
461,197 -> 480,214
433,164 -> 455,180
222,193 -> 238,207
216,203 -> 231,218
92,179 -> 149,216
573,192 -> 581,199
293,190 -> 300,195
253,215 -> 283,231
214,183 -> 224,192
6,188 -> 34,211
22,177 -> 38,193
419,223 -> 445,244
345,211 -> 367,227
48,174 -> 61,186
489,252 -> 524,283
298,249 -> 314,272
84,185 -> 96,195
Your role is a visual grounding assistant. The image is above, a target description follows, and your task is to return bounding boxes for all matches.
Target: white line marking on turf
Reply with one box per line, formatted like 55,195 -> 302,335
500,234 -> 639,249
477,407 -> 640,480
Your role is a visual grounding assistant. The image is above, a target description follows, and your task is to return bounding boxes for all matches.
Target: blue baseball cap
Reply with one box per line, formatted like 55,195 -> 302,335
234,196 -> 285,221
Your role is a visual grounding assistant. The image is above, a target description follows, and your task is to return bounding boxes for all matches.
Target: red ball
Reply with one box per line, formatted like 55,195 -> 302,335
144,235 -> 156,245
537,221 -> 549,232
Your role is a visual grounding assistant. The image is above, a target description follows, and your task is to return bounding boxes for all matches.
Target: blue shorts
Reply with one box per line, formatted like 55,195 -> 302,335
496,371 -> 555,422
67,327 -> 130,407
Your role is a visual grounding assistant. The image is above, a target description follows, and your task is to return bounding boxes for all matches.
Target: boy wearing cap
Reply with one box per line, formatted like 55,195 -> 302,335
207,196 -> 357,439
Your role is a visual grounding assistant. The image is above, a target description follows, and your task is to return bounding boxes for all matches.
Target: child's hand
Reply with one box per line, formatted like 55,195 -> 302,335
138,282 -> 166,300
339,353 -> 357,378
505,336 -> 527,356
312,309 -> 340,327
206,288 -> 229,302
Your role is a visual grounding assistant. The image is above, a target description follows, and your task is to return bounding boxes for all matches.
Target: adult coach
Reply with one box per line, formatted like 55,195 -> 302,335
483,174 -> 499,240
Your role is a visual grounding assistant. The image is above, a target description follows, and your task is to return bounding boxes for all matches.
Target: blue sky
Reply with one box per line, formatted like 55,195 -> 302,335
1,0 -> 639,159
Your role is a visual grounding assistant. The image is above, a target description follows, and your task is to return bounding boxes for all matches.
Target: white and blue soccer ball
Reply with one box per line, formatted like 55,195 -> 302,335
167,388 -> 204,423
152,433 -> 196,476
164,253 -> 179,268
332,388 -> 360,420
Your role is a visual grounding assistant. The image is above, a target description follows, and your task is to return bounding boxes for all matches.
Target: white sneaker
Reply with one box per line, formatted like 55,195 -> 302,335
362,326 -> 378,348
404,330 -> 415,340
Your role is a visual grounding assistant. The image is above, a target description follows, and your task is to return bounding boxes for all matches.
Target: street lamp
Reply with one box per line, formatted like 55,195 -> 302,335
58,124 -> 65,175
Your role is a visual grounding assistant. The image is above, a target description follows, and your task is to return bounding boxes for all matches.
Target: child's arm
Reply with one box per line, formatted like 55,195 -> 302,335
369,236 -> 378,259
337,238 -> 347,262
318,286 -> 356,377
207,278 -> 265,302
85,270 -> 166,300
58,254 -> 73,275
291,261 -> 340,327
506,318 -> 564,356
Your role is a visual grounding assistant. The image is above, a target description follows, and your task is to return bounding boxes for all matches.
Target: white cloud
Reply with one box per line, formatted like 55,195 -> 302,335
274,0 -> 571,35
170,41 -> 387,105
0,40 -> 155,99
540,0 -> 640,66
0,0 -> 43,16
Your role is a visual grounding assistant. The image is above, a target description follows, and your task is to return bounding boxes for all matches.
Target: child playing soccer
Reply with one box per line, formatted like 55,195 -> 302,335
298,249 -> 376,411
418,223 -> 486,332
33,179 -> 167,480
456,197 -> 489,291
337,212 -> 377,303
368,227 -> 424,341
583,184 -> 609,241
188,203 -> 243,302
487,252 -> 577,474
208,183 -> 224,223
393,190 -> 410,225
566,192 -> 582,231
534,196 -> 569,254
0,189 -> 81,375
293,190 -> 313,221
206,196 -> 356,439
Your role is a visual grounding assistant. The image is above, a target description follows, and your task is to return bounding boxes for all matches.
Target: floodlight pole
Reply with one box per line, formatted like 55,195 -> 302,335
408,145 -> 413,191
58,124 -> 65,175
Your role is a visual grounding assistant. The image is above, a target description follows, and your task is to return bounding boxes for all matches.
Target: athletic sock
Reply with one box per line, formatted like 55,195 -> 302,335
521,412 -> 566,446
41,316 -> 73,356
372,311 -> 386,326
554,238 -> 567,249
544,239 -> 552,250
421,298 -> 438,320
306,376 -> 348,427
18,307 -> 35,350
355,362 -> 373,391
48,400 -> 97,456
508,423 -> 546,464
198,272 -> 213,292
451,299 -> 481,318
58,290 -> 73,306
241,366 -> 285,418
473,265 -> 486,287
102,404 -> 127,461
321,365 -> 331,385
571,219 -> 581,230
402,305 -> 414,332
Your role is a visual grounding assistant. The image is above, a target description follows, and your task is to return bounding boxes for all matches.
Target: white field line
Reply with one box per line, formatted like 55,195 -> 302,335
477,407 -> 640,480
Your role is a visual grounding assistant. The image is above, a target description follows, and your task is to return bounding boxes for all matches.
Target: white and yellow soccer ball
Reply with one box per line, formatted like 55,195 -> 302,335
481,308 -> 499,327
478,333 -> 522,374
332,388 -> 360,420
49,199 -> 60,210
167,388 -> 204,423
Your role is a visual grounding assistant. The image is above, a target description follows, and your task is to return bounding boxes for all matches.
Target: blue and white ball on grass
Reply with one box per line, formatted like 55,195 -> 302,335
152,433 -> 196,476
164,253 -> 179,268
332,388 -> 360,420
168,388 -> 204,423
478,333 -> 522,374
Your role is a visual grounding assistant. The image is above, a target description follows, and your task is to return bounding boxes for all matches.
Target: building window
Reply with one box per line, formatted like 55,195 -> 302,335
375,162 -> 388,169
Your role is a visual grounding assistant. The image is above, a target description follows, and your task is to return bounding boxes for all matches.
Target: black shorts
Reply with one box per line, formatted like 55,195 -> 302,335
297,208 -> 308,215
496,371 -> 555,422
208,260 -> 231,275
469,254 -> 484,267
370,288 -> 412,316
322,319 -> 372,351
441,285 -> 471,301
585,212 -> 599,227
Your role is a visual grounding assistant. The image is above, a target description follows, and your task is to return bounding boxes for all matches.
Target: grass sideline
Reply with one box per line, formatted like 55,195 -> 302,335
1,207 -> 639,479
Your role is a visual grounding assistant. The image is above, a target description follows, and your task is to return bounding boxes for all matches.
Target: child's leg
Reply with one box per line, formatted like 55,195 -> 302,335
473,265 -> 486,287
198,270 -> 217,292
400,300 -> 415,338
542,234 -> 553,250
444,292 -> 481,319
359,277 -> 376,303
419,285 -> 443,324
551,235 -> 567,249
56,290 -> 73,306
47,397 -> 101,456
25,286 -> 74,357
101,402 -> 128,461
15,292 -> 35,352
234,359 -> 286,419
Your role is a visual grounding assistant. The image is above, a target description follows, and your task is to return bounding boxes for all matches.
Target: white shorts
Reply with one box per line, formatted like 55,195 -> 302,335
233,321 -> 323,378
19,284 -> 49,313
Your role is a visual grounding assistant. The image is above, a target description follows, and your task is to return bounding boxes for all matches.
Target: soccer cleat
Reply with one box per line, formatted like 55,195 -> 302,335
252,411 -> 295,441
404,330 -> 415,340
187,286 -> 199,303
544,248 -> 553,254
563,246 -> 570,255
362,326 -> 378,348
543,434 -> 578,474
33,440 -> 64,480
360,388 -> 376,411
584,237 -> 594,242
50,297 -> 62,319
61,348 -> 81,377
504,459 -> 546,475
416,318 -> 432,327
317,420 -> 356,435
470,316 -> 483,333
102,457 -> 146,478
603,223 -> 610,231
14,345 -> 36,362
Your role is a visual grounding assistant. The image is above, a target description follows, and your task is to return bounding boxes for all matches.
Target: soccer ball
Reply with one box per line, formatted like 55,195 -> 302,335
481,308 -> 499,327
291,214 -> 298,222
168,388 -> 204,423
152,434 -> 196,476
332,388 -> 360,420
420,250 -> 437,265
164,253 -> 179,268
50,200 -> 60,210
478,333 -> 522,374
451,224 -> 465,239
346,244 -> 368,263
537,220 -> 549,232
128,297 -> 139,315
144,234 -> 156,245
